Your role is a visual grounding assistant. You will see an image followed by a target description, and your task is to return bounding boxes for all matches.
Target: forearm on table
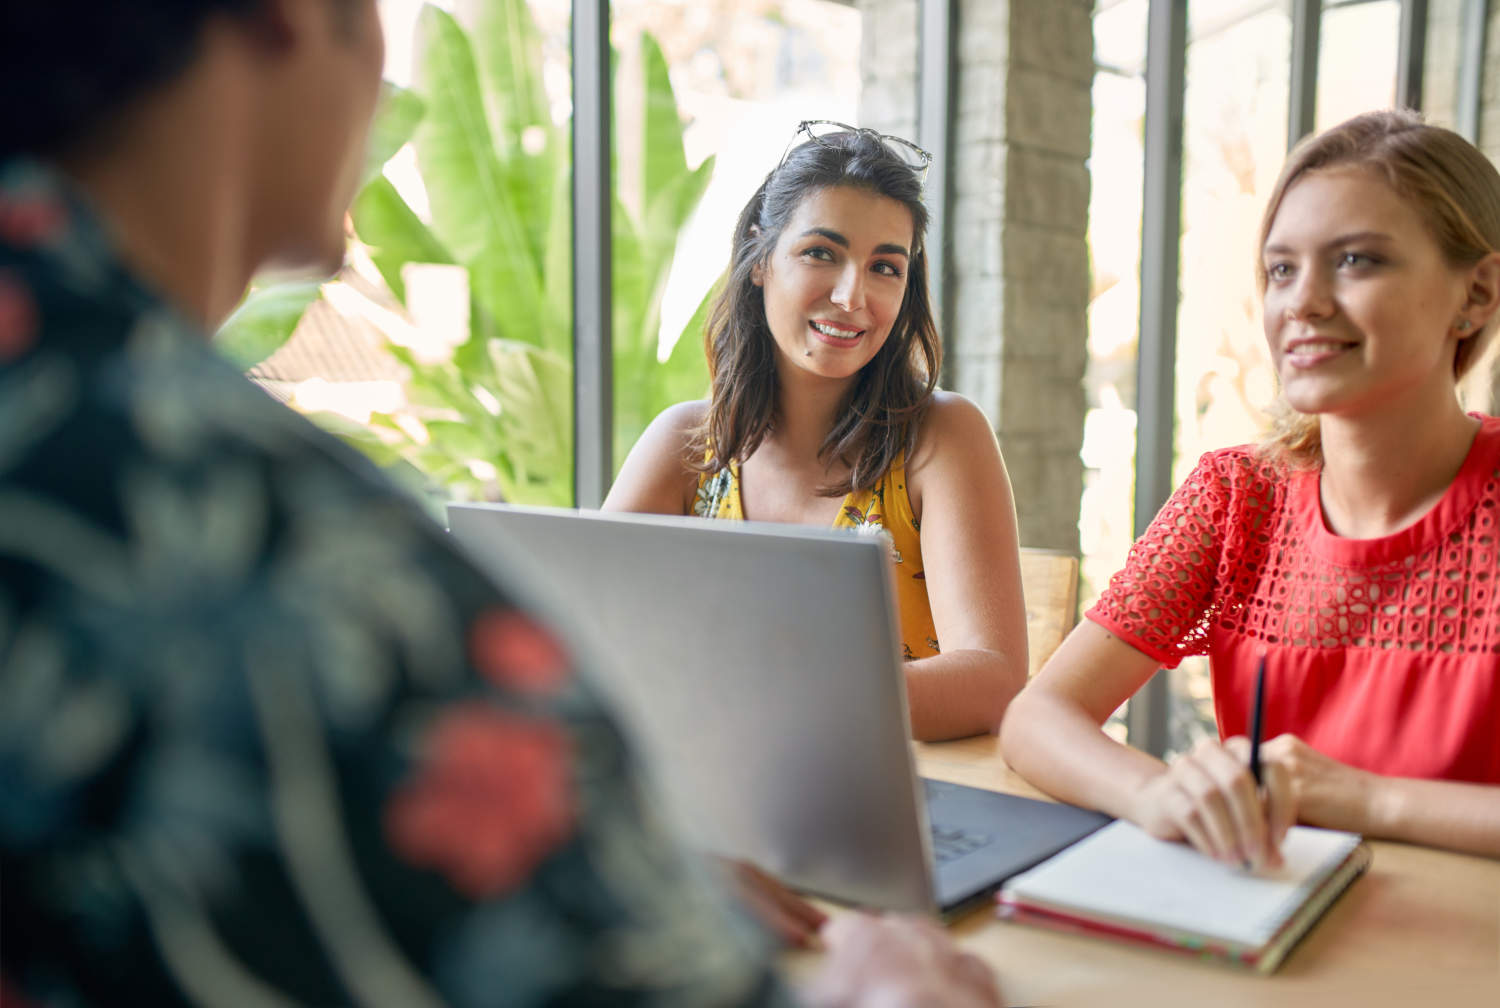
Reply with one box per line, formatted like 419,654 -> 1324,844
1363,776 -> 1500,857
1000,687 -> 1167,820
903,648 -> 1024,742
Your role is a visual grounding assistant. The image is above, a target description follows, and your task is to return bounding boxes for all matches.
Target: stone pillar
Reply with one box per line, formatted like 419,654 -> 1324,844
1480,3 -> 1500,414
857,0 -> 920,140
1481,4 -> 1500,160
1422,0 -> 1462,129
857,0 -> 1093,552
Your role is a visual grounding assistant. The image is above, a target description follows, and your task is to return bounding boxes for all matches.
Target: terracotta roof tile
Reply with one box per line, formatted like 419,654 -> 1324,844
248,297 -> 406,384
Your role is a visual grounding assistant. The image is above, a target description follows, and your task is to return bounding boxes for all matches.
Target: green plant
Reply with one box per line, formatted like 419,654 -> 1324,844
221,0 -> 715,506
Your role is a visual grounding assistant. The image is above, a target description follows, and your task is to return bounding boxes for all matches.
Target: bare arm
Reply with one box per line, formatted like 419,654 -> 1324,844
1005,620 -> 1500,860
1263,734 -> 1500,858
602,401 -> 706,515
1000,619 -> 1170,813
1001,620 -> 1294,868
903,393 -> 1028,741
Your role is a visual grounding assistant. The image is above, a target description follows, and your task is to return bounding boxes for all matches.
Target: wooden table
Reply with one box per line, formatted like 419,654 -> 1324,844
798,734 -> 1500,1007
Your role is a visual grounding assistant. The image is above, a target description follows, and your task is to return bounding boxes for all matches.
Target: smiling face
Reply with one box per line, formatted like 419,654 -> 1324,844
752,184 -> 915,386
1261,166 -> 1474,422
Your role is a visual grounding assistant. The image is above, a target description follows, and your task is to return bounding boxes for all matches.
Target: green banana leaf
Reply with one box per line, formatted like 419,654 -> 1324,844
467,0 -> 558,272
414,6 -> 552,343
608,32 -> 713,466
465,0 -> 551,153
215,281 -> 323,367
353,177 -> 454,302
361,83 -> 426,187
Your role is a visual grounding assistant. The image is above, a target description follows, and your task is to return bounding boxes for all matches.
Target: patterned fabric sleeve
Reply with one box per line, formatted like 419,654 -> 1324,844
1087,447 -> 1282,667
0,164 -> 789,1007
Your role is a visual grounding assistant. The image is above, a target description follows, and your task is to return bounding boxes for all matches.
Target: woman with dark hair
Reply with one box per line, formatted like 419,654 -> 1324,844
1002,109 -> 1500,863
0,4 -> 1004,1005
607,124 -> 1028,743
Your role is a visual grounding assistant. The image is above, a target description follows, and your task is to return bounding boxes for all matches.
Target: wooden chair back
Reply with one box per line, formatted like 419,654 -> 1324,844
1019,547 -> 1080,679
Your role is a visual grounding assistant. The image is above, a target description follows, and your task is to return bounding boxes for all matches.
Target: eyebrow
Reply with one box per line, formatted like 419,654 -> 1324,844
798,227 -> 910,259
1263,230 -> 1396,256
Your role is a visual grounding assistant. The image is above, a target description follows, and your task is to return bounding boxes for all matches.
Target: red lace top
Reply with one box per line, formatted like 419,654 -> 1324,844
1088,414 -> 1500,785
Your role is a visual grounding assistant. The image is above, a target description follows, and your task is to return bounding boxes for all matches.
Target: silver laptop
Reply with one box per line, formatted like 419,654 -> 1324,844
446,503 -> 1108,916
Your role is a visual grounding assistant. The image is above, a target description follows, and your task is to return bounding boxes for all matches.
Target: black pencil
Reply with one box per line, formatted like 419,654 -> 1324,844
1249,654 -> 1267,787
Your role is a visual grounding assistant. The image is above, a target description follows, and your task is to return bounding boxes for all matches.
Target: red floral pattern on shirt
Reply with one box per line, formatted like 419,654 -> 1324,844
386,704 -> 574,898
469,609 -> 570,693
0,195 -> 65,247
0,272 -> 35,361
1,973 -> 41,1008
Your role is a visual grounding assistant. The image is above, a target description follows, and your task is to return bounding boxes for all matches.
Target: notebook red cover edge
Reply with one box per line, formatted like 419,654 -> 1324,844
994,897 -> 1260,969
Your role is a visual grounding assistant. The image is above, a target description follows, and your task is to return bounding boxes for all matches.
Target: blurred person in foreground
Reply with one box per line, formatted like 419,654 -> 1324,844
0,2 -> 1001,1005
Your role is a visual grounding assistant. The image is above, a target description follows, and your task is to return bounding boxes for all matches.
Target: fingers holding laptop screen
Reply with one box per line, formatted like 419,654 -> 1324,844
723,857 -> 829,949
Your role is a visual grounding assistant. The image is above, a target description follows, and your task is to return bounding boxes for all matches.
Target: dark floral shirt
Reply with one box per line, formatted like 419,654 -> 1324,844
0,160 -> 785,1007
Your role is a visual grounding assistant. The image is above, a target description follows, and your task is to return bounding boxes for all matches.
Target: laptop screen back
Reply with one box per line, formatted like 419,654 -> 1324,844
446,503 -> 938,911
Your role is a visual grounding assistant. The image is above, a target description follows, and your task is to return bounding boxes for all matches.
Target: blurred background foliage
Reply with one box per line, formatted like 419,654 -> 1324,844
219,0 -> 714,506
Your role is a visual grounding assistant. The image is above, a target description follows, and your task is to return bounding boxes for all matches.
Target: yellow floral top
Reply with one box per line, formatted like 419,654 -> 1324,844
694,452 -> 939,660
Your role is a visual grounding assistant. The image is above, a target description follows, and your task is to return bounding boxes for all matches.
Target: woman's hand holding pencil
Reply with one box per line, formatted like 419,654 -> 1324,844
1122,653 -> 1294,870
1126,735 -> 1295,871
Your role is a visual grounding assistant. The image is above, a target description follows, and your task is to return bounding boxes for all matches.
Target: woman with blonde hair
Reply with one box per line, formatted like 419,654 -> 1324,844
1003,109 -> 1500,863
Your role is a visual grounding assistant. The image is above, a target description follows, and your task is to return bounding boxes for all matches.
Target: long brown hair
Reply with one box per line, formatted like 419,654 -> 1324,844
692,129 -> 941,495
1258,109 -> 1500,467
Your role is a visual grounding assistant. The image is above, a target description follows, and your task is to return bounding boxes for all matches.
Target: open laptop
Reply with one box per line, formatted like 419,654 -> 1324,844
446,503 -> 1109,916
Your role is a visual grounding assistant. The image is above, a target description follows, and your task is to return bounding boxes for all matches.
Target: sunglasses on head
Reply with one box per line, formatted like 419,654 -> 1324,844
782,120 -> 933,181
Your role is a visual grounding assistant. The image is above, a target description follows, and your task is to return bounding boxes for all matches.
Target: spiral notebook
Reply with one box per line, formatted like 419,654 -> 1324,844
996,821 -> 1370,973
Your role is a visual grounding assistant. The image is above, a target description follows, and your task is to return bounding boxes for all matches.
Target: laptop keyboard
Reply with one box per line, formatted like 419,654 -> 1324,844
929,824 -> 993,865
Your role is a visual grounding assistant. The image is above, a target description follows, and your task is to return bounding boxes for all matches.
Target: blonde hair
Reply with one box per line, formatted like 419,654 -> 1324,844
1257,109 -> 1500,468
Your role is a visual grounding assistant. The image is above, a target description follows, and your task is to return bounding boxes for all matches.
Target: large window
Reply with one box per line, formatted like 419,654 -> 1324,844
612,0 -> 862,358
1086,0 -> 1421,754
243,0 -> 1484,757
246,0 -> 861,509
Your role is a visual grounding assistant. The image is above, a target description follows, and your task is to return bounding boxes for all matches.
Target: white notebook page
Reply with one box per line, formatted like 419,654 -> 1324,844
1001,821 -> 1363,946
